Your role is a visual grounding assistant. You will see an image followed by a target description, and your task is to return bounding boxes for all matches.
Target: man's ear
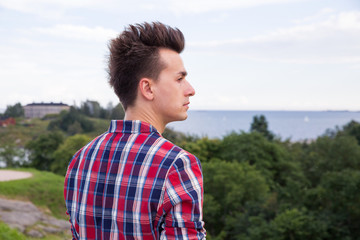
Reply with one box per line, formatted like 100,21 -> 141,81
138,78 -> 154,101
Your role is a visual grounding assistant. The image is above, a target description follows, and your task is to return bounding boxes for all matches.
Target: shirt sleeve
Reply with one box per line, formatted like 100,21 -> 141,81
161,153 -> 206,239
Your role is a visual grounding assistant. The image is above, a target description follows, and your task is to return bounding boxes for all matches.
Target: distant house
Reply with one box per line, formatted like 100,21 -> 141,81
24,102 -> 70,119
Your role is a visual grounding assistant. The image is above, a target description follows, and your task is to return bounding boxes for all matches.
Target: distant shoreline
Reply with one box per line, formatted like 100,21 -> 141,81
189,109 -> 358,112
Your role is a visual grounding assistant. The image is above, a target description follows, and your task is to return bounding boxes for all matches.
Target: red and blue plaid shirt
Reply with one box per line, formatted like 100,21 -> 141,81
64,120 -> 206,239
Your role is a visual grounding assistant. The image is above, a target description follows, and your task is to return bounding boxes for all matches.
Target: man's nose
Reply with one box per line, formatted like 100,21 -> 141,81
186,80 -> 195,97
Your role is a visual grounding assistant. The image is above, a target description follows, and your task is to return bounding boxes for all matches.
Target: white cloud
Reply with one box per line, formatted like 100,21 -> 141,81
34,24 -> 118,42
0,0 -> 99,12
0,0 -> 129,19
293,8 -> 335,24
167,0 -> 308,14
0,0 -> 310,17
188,10 -> 360,64
0,0 -> 90,19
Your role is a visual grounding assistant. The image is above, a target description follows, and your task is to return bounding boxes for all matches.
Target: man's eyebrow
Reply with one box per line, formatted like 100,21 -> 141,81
178,71 -> 187,77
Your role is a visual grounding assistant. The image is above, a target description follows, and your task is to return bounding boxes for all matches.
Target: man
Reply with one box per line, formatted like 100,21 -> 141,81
64,22 -> 206,239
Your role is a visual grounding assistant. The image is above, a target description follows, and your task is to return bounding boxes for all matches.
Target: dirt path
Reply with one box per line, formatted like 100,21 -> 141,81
0,170 -> 33,181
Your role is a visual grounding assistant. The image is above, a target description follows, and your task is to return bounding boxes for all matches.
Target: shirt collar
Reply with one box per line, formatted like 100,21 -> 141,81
108,120 -> 160,134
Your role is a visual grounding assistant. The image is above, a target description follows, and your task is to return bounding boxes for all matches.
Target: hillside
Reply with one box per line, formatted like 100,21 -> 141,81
0,169 -> 71,239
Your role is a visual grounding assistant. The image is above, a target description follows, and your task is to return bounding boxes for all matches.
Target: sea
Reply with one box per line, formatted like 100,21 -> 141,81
167,110 -> 360,142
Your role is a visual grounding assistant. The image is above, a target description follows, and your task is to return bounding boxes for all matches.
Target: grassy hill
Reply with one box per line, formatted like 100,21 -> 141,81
0,168 -> 69,239
0,118 -> 50,147
0,168 -> 66,219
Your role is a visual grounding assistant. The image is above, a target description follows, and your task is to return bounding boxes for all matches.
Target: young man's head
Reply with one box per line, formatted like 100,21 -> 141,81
108,22 -> 186,110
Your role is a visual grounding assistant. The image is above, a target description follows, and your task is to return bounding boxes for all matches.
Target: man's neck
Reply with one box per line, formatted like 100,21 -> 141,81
124,106 -> 166,134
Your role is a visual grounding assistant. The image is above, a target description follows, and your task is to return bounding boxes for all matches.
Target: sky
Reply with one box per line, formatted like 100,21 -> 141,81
1,0 -> 359,111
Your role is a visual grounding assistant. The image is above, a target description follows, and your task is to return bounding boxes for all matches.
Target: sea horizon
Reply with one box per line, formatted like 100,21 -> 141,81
168,110 -> 360,141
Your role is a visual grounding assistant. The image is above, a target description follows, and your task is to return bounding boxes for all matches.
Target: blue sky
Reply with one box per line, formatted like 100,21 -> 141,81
1,0 -> 359,111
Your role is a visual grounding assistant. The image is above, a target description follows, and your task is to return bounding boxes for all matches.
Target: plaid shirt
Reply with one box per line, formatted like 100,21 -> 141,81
64,120 -> 206,239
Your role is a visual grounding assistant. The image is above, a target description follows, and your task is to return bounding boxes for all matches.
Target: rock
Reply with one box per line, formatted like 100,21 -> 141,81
0,197 -> 71,237
27,229 -> 44,238
40,225 -> 60,233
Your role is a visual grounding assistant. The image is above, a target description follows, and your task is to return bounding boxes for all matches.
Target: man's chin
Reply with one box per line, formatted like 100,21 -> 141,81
169,113 -> 188,123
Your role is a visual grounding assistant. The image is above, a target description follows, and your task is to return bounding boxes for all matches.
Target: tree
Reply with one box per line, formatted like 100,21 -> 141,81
48,107 -> 94,135
180,137 -> 221,162
221,131 -> 302,191
51,134 -> 92,175
26,132 -> 64,171
202,159 -> 269,238
342,120 -> 360,145
250,115 -> 275,141
80,100 -> 102,118
305,170 -> 360,239
270,208 -> 328,240
3,103 -> 24,118
110,103 -> 125,119
0,142 -> 25,168
299,134 -> 360,187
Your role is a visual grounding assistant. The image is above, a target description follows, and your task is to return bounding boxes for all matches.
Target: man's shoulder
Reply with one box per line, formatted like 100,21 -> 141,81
158,136 -> 196,158
157,137 -> 201,169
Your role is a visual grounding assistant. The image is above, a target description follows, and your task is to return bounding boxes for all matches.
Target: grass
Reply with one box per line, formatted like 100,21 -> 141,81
0,221 -> 26,240
0,118 -> 50,147
0,221 -> 70,240
0,168 -> 66,219
0,168 -> 71,239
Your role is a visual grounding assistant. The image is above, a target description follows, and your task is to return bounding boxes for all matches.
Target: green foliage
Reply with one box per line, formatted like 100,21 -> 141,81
221,131 -> 302,191
250,115 -> 275,141
163,127 -> 188,144
305,170 -> 360,239
0,221 -> 26,240
202,159 -> 269,238
26,132 -> 64,171
270,208 -> 328,240
0,118 -> 50,147
80,100 -> 102,118
51,134 -> 92,175
2,109 -> 360,239
298,134 -> 360,187
181,137 -> 222,162
0,142 -> 25,167
78,100 -> 125,120
2,102 -> 24,118
110,103 -> 125,120
342,120 -> 360,145
48,107 -> 94,135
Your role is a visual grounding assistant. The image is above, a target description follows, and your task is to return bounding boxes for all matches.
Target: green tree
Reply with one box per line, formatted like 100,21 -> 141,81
202,159 -> 269,238
48,107 -> 94,135
51,134 -> 92,175
305,169 -> 360,239
0,142 -> 25,167
250,115 -> 275,141
110,103 -> 125,119
181,137 -> 222,162
80,100 -> 102,118
298,134 -> 360,187
26,131 -> 64,171
3,103 -> 24,118
270,208 -> 328,240
342,120 -> 360,145
221,131 -> 301,191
